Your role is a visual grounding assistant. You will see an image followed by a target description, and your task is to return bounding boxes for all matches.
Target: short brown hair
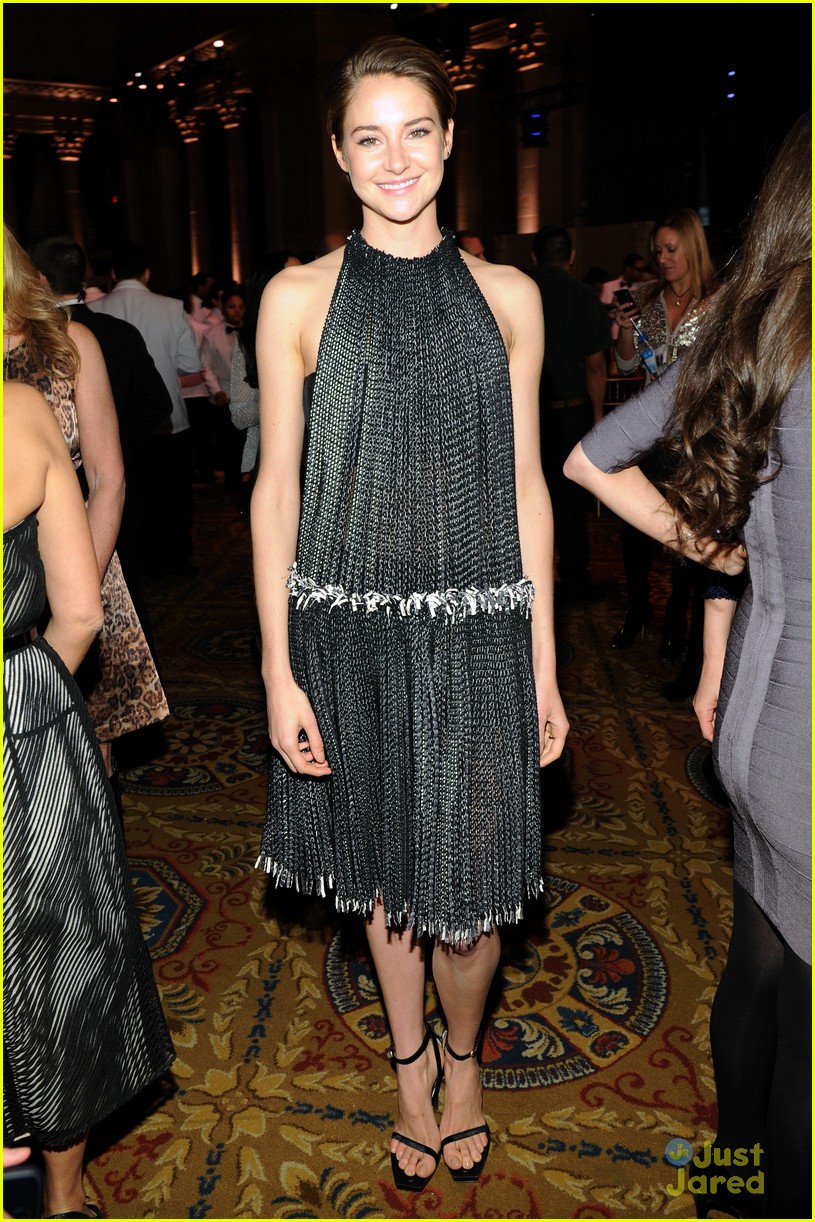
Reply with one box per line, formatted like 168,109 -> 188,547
325,35 -> 456,148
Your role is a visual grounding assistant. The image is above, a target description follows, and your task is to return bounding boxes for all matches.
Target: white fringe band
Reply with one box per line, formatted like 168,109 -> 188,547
286,564 -> 534,622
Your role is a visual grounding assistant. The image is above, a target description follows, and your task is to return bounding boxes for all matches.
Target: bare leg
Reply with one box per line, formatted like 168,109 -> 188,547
433,931 -> 500,1172
42,1137 -> 91,1217
98,739 -> 113,778
365,901 -> 441,1180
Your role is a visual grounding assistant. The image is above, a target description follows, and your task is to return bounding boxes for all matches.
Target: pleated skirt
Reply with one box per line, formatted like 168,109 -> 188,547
3,640 -> 174,1147
257,603 -> 542,944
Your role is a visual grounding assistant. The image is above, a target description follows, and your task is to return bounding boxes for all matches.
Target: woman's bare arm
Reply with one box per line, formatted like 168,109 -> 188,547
563,442 -> 746,576
4,383 -> 103,672
69,320 -> 125,578
250,269 -> 332,777
694,598 -> 738,742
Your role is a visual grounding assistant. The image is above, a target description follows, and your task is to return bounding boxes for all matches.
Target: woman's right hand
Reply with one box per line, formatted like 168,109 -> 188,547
267,677 -> 332,776
610,301 -> 637,330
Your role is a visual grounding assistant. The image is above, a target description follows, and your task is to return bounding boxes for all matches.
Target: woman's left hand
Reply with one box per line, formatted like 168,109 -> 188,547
693,662 -> 721,742
536,676 -> 569,767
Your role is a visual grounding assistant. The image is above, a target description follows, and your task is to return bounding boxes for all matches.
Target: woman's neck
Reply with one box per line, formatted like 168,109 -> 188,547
359,210 -> 443,259
664,276 -> 692,302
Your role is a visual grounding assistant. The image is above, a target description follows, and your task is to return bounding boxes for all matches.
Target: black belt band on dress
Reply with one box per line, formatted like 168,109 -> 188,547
543,397 -> 587,410
4,629 -> 36,653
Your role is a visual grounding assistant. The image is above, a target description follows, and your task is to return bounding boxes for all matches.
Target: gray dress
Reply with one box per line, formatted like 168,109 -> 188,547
582,359 -> 812,964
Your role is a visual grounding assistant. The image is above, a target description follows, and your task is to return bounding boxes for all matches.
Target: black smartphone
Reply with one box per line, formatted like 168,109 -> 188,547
3,1163 -> 45,1219
612,286 -> 640,323
613,287 -> 636,308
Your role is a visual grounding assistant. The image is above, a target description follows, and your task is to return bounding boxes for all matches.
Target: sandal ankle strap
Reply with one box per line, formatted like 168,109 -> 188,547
443,1031 -> 480,1061
387,1021 -> 433,1066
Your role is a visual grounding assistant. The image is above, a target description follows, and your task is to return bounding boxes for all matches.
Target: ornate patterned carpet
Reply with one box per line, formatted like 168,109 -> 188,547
88,483 -> 735,1220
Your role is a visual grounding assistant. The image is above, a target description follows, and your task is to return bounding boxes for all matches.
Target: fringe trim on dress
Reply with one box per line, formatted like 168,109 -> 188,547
287,563 -> 534,622
254,853 -> 545,945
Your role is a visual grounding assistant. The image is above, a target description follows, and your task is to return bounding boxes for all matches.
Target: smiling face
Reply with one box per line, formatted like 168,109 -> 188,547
654,227 -> 689,286
332,74 -> 453,230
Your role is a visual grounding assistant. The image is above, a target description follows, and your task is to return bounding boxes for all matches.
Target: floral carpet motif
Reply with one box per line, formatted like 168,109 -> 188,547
120,698 -> 269,795
85,487 -> 734,1219
324,875 -> 668,1089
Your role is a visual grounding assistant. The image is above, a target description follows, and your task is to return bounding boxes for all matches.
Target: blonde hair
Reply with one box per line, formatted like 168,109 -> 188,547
660,113 -> 811,543
3,222 -> 79,379
641,207 -> 718,309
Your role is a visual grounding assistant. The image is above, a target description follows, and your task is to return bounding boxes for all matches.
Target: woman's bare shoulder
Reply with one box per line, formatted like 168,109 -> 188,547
466,255 -> 539,304
465,258 -> 542,350
3,383 -> 66,519
4,380 -> 56,428
261,251 -> 345,369
263,249 -> 343,312
5,382 -> 66,451
66,316 -> 96,347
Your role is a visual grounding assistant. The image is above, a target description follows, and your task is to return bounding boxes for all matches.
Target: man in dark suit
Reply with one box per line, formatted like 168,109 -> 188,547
88,241 -> 204,577
28,235 -> 173,620
529,225 -> 612,603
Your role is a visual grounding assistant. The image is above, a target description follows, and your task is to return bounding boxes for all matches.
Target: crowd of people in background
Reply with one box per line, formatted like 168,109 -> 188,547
13,222 -> 673,610
2,60 -> 809,1215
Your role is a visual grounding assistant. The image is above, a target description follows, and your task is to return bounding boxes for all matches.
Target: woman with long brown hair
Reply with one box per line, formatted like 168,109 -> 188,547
3,224 -> 169,770
566,111 -> 811,1219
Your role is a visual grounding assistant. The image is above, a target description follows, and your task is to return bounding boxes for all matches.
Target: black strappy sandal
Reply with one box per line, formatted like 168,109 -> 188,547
388,1022 -> 443,1192
440,1035 -> 491,1182
46,1202 -> 104,1219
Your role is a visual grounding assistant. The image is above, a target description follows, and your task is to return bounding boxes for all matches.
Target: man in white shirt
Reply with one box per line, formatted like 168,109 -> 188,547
181,295 -> 222,486
90,243 -> 203,577
202,289 -> 245,494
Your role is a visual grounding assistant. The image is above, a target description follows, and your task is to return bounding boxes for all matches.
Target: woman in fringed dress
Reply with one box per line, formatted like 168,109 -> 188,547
251,36 -> 569,1192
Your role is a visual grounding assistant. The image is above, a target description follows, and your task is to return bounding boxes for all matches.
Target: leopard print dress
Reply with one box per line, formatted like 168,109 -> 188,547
6,341 -> 170,740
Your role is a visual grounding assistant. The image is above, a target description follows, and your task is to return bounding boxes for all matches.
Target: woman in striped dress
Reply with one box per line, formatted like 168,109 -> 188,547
3,380 -> 174,1218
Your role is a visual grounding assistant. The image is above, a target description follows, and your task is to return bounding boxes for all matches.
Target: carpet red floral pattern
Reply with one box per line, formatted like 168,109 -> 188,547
89,488 -> 733,1219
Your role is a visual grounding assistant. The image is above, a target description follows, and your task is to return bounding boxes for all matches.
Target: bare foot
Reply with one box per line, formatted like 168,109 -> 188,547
439,1046 -> 489,1173
390,1037 -> 442,1181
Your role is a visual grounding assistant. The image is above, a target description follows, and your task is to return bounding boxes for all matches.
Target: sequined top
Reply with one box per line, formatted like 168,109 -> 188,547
616,286 -> 710,379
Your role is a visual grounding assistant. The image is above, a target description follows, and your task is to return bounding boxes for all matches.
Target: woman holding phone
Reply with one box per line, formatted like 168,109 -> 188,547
566,114 -> 811,1218
608,210 -> 719,687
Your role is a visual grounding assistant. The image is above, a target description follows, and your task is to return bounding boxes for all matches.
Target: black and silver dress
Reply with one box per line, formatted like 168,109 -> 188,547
256,230 -> 542,944
3,515 -> 174,1148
